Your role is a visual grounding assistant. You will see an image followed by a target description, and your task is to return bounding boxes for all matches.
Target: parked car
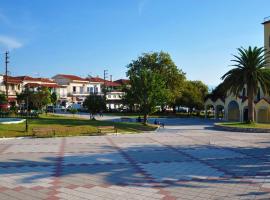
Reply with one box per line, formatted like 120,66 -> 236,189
67,103 -> 82,111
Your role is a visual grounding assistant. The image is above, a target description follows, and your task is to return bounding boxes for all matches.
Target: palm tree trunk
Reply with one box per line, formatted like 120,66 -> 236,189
247,87 -> 254,122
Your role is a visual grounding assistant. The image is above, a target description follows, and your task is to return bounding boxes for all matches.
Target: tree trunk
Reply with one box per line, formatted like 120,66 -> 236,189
247,87 -> 254,122
143,114 -> 148,124
172,105 -> 176,114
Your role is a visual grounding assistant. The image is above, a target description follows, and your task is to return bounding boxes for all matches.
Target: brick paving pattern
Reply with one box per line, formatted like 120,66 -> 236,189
0,118 -> 270,199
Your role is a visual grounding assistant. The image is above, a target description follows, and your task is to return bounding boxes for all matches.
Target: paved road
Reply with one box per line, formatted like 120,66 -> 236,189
1,118 -> 270,199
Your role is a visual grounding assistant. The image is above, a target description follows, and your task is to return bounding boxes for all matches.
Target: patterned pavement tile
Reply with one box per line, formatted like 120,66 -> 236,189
60,164 -> 146,186
206,157 -> 270,177
139,161 -> 224,182
0,166 -> 55,188
181,147 -> 247,160
5,144 -> 59,153
1,118 -> 270,200
64,144 -> 116,153
0,153 -> 57,167
126,149 -> 192,163
63,152 -> 128,165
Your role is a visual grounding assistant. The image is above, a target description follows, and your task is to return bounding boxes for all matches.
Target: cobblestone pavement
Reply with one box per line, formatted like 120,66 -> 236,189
1,118 -> 270,199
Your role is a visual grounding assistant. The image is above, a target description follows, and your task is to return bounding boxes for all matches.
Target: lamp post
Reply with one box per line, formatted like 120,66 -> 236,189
25,94 -> 29,132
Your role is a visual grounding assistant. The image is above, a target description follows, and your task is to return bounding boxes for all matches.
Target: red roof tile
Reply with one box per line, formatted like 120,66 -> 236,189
56,74 -> 86,81
86,77 -> 105,82
4,75 -> 56,84
86,77 -> 121,87
25,83 -> 60,88
114,79 -> 130,85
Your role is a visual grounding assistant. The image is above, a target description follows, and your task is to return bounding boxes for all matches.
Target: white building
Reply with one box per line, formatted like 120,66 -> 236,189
0,75 -> 59,103
52,74 -> 102,106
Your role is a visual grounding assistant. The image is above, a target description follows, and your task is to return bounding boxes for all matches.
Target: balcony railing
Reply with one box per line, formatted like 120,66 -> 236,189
68,92 -> 102,96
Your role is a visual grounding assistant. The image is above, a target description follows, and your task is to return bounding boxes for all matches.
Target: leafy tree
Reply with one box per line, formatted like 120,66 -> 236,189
206,83 -> 227,101
50,92 -> 58,106
127,63 -> 168,123
83,94 -> 106,120
221,46 -> 270,122
0,93 -> 7,104
122,85 -> 136,112
127,51 -> 186,112
16,87 -> 52,111
176,80 -> 208,114
33,87 -> 51,110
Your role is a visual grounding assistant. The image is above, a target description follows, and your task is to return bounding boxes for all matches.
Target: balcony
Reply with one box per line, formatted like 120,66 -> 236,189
68,92 -> 103,96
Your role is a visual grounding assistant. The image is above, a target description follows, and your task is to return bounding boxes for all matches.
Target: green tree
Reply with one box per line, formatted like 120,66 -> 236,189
0,93 -> 7,104
127,51 -> 186,112
83,94 -> 106,120
33,87 -> 51,110
221,46 -> 270,122
127,64 -> 168,123
17,87 -> 52,111
50,92 -> 58,106
69,108 -> 78,117
176,80 -> 208,114
206,83 -> 227,102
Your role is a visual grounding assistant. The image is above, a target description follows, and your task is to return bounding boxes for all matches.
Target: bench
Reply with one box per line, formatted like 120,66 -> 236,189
32,127 -> 56,137
97,126 -> 117,135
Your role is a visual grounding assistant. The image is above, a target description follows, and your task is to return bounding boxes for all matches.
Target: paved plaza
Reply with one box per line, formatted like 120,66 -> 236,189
1,118 -> 270,199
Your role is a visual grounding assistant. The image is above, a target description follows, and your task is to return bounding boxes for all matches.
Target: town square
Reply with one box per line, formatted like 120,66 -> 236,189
0,1 -> 270,199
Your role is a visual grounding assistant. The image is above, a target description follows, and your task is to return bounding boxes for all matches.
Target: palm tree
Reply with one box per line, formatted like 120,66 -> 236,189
221,46 -> 270,122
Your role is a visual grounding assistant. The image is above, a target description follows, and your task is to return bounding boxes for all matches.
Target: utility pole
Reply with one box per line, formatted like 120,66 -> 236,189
103,69 -> 108,94
5,51 -> 9,100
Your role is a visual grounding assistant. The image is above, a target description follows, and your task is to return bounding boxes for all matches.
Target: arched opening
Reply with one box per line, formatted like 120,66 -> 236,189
227,101 -> 240,121
257,107 -> 269,123
205,104 -> 215,119
243,107 -> 249,122
215,105 -> 224,119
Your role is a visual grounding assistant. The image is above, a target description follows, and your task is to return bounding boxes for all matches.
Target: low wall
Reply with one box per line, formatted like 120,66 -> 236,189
214,123 -> 270,133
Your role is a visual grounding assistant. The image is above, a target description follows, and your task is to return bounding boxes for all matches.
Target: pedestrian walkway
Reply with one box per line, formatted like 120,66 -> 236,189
0,118 -> 270,199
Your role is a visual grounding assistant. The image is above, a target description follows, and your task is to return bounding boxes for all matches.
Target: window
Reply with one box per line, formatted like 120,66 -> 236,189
87,87 -> 90,92
94,86 -> 98,93
113,95 -> 116,98
80,87 -> 83,94
73,86 -> 76,92
108,95 -> 111,98
90,87 -> 94,94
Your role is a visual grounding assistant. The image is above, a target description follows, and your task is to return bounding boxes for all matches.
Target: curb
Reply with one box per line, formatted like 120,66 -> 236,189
214,124 -> 270,133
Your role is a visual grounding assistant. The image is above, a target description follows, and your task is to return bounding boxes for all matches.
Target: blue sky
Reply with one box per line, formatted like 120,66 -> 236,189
0,0 -> 269,86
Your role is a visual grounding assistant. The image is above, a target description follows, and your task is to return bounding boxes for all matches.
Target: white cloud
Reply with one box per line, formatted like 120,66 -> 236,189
0,35 -> 23,50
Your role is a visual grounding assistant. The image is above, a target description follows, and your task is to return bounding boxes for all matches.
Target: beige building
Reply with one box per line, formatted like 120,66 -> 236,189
0,75 -> 59,103
205,17 -> 270,122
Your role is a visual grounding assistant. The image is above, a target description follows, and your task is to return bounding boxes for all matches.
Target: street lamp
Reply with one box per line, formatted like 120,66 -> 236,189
25,93 -> 29,132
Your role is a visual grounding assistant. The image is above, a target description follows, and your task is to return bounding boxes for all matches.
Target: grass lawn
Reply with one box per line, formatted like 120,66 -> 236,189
0,114 -> 157,138
217,122 -> 270,129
